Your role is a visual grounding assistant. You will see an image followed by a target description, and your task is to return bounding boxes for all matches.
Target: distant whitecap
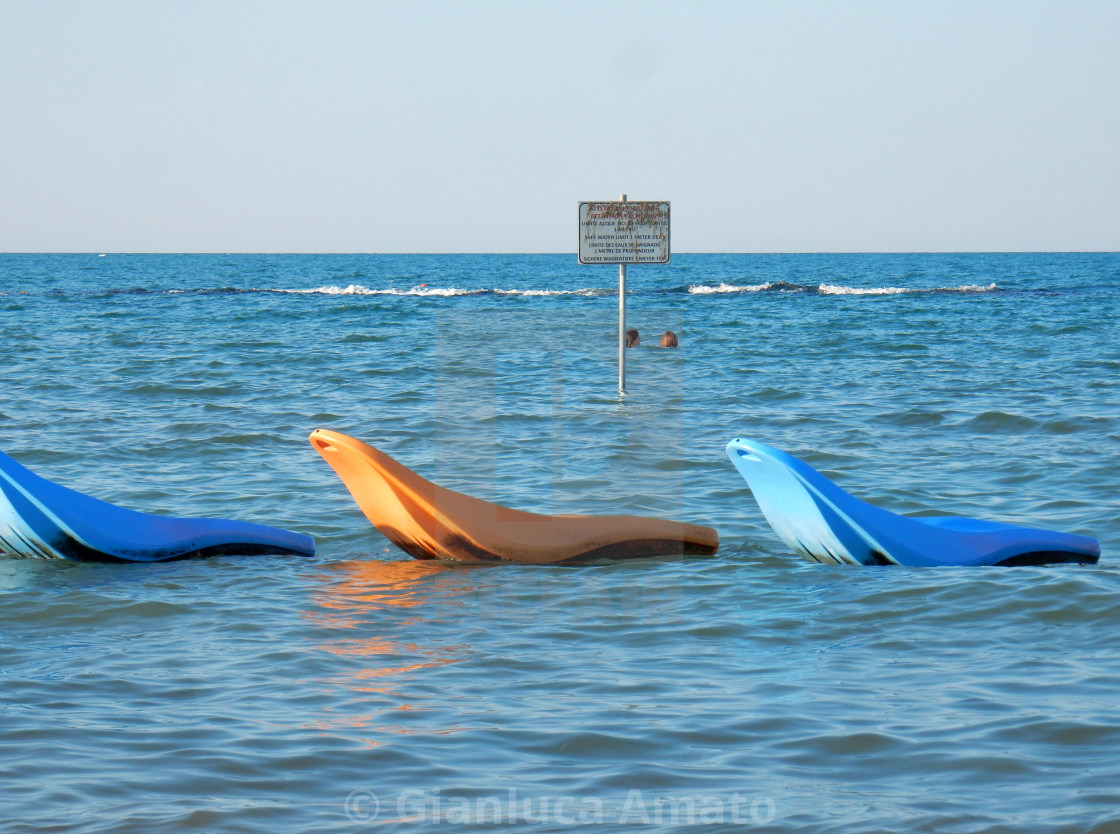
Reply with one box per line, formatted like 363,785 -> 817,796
818,284 -> 909,295
688,282 -> 773,294
818,282 -> 997,296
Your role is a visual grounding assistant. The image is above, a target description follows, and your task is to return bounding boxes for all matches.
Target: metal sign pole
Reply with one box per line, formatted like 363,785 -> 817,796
619,260 -> 627,394
577,196 -> 668,396
618,193 -> 627,395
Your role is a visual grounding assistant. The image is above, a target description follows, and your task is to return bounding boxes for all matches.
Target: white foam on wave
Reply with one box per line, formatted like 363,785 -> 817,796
275,281 -> 998,298
495,288 -> 603,297
818,282 -> 997,296
279,285 -> 607,298
403,286 -> 471,297
688,282 -> 773,294
277,284 -> 376,295
494,288 -> 566,297
818,284 -> 909,295
279,284 -> 474,296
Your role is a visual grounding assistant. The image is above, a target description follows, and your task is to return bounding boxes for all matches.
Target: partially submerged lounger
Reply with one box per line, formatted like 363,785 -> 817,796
725,437 -> 1099,567
310,429 -> 719,564
0,448 -> 315,562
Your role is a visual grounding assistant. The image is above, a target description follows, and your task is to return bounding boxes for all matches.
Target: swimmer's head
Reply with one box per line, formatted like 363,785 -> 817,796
659,330 -> 678,348
625,328 -> 640,348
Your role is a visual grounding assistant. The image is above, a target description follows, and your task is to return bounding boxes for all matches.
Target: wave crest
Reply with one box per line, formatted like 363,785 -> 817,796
688,282 -> 773,294
819,283 -> 997,296
687,281 -> 999,296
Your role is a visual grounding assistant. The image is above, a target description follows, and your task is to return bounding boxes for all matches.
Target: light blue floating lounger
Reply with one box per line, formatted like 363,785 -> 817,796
725,437 -> 1100,567
0,448 -> 315,562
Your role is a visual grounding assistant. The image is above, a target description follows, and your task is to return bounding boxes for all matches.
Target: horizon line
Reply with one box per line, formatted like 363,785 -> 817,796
3,250 -> 1119,257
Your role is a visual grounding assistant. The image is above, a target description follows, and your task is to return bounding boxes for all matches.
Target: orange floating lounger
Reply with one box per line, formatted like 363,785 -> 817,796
310,429 -> 719,565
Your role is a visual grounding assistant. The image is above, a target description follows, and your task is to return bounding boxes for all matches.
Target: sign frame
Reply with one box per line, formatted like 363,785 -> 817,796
578,201 -> 671,265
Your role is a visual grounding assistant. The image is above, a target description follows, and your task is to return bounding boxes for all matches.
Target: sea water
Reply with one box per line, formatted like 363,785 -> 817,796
1,252 -> 1118,832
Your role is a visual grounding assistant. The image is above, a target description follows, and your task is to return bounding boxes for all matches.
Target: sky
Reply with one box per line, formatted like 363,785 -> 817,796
2,0 -> 1117,253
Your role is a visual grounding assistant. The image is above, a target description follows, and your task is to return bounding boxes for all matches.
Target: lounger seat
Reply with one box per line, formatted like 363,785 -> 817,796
0,449 -> 315,562
725,437 -> 1099,567
311,429 -> 719,564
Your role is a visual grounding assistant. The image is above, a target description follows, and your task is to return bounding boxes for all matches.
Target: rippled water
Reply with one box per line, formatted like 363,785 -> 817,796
2,253 -> 1118,832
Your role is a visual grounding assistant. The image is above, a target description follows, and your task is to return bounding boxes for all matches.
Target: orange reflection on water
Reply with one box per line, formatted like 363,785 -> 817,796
307,557 -> 473,736
311,556 -> 462,623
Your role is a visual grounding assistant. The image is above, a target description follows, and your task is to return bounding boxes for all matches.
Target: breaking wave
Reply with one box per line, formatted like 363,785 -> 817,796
4,281 -> 1003,300
689,281 -> 998,296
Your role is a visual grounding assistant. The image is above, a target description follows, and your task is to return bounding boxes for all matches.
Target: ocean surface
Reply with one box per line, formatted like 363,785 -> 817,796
1,252 -> 1118,833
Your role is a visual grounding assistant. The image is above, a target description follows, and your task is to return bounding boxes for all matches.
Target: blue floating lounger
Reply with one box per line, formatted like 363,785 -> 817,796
725,437 -> 1100,567
0,448 -> 315,562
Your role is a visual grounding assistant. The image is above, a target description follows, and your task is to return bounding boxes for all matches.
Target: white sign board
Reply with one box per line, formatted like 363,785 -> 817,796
578,201 -> 670,264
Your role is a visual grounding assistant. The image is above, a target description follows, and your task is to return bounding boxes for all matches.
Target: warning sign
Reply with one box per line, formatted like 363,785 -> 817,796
578,201 -> 670,265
